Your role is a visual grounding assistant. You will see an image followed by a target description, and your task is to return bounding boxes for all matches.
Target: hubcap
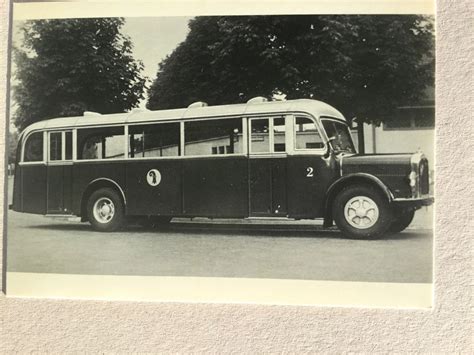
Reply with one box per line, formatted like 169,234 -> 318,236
344,196 -> 379,229
93,197 -> 115,224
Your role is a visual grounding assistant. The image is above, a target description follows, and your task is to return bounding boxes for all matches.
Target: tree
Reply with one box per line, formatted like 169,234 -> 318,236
147,15 -> 434,124
13,18 -> 147,130
8,131 -> 19,164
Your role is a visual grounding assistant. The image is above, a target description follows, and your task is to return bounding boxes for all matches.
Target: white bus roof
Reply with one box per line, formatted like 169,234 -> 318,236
20,99 -> 346,137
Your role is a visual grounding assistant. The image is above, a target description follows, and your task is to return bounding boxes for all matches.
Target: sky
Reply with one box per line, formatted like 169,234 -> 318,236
122,17 -> 193,108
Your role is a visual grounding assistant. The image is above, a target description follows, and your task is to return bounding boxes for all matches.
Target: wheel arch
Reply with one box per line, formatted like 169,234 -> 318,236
80,178 -> 126,222
323,173 -> 394,227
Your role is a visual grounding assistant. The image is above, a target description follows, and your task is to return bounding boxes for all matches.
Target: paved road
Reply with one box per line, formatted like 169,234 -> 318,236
7,209 -> 433,283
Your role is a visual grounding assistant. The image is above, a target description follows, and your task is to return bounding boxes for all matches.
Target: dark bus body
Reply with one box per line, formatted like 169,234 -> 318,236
11,98 -> 433,239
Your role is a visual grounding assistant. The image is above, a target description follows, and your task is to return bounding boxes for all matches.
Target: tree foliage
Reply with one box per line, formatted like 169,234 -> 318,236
13,18 -> 147,130
8,131 -> 19,164
147,15 -> 434,123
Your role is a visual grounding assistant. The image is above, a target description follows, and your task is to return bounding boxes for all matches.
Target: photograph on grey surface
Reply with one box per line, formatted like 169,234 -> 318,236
6,12 -> 435,304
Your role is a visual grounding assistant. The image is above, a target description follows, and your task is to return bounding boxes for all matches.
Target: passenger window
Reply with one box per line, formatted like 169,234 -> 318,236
250,118 -> 270,153
273,117 -> 286,152
65,131 -> 73,160
184,118 -> 242,156
129,122 -> 180,158
294,117 -> 324,150
24,132 -> 44,162
250,117 -> 286,153
77,126 -> 125,160
49,132 -> 62,161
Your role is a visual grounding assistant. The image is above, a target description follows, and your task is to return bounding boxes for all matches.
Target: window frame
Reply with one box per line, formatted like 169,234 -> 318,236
320,117 -> 356,155
18,111 -> 335,164
46,130 -> 74,164
291,114 -> 328,155
127,121 -> 182,159
76,125 -> 127,162
248,116 -> 288,156
20,131 -> 46,165
48,131 -> 63,163
182,116 -> 247,158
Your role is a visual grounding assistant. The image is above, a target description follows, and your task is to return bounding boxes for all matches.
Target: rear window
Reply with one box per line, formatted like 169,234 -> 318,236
23,132 -> 44,162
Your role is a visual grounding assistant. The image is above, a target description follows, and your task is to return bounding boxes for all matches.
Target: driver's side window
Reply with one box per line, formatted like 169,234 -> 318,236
294,117 -> 324,150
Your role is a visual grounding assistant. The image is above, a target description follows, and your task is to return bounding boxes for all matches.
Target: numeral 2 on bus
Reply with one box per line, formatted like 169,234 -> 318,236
306,167 -> 314,177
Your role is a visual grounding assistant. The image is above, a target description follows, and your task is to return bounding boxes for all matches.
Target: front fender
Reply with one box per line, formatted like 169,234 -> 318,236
323,173 -> 394,227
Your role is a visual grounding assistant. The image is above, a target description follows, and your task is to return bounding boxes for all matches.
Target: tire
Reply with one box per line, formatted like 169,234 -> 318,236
389,209 -> 415,234
87,187 -> 124,232
332,185 -> 394,239
140,216 -> 172,229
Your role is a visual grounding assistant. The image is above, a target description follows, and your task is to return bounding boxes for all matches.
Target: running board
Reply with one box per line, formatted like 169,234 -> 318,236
246,217 -> 325,222
45,214 -> 80,222
174,217 -> 325,226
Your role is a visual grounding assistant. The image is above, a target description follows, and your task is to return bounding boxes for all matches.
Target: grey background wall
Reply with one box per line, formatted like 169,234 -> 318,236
1,0 -> 472,352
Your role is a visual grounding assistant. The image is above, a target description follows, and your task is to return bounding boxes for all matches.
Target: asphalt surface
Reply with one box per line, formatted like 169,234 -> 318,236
6,176 -> 433,283
6,210 -> 433,283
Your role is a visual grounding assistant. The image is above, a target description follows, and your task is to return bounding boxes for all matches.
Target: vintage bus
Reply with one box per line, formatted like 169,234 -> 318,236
11,98 -> 433,239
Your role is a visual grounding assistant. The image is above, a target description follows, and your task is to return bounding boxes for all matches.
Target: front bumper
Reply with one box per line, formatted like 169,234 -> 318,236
392,196 -> 434,208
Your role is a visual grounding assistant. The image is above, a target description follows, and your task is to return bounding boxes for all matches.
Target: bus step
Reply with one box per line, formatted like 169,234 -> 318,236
175,217 -> 325,226
45,214 -> 80,222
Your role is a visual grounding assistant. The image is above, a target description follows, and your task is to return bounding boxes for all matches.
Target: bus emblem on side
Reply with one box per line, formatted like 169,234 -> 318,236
146,169 -> 162,187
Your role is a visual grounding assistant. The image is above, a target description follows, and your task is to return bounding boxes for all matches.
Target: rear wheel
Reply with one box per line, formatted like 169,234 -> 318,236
389,209 -> 415,234
333,185 -> 393,239
87,188 -> 124,232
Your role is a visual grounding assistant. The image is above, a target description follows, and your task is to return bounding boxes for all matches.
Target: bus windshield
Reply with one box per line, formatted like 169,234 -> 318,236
321,119 -> 356,154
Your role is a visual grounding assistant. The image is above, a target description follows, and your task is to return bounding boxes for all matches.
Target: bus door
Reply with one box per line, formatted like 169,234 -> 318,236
286,116 -> 335,218
17,131 -> 47,214
248,117 -> 288,216
46,131 -> 73,214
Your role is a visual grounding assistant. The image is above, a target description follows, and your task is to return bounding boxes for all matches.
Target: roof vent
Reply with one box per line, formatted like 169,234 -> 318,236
247,96 -> 268,104
83,111 -> 101,117
188,101 -> 208,108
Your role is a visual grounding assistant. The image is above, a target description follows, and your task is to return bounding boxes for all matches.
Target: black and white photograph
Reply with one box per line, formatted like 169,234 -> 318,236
6,5 -> 435,306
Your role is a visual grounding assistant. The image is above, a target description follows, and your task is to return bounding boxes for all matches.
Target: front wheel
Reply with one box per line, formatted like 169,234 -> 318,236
389,209 -> 415,234
333,185 -> 393,239
87,188 -> 124,232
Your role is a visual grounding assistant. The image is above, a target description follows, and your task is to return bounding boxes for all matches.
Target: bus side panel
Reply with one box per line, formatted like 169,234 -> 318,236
12,164 -> 22,211
71,161 -> 126,216
125,159 -> 182,216
182,156 -> 248,217
286,155 -> 336,218
21,165 -> 47,214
